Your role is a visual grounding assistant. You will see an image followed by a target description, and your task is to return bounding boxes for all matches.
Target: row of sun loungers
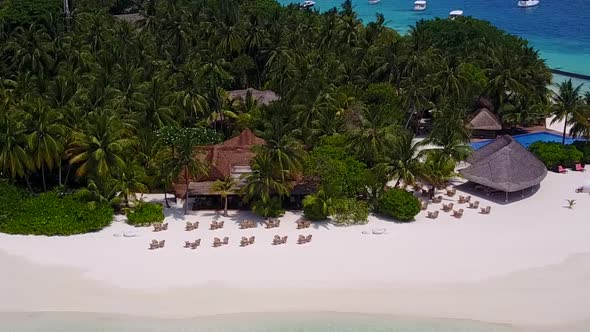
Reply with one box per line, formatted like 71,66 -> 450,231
151,234 -> 314,250
296,220 -> 311,229
210,221 -> 225,230
153,223 -> 168,232
185,222 -> 199,231
427,205 -> 491,219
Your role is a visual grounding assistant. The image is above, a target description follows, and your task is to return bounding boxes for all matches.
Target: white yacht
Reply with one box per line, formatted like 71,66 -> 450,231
299,0 -> 316,9
413,0 -> 426,11
369,0 -> 381,4
517,0 -> 539,7
449,10 -> 464,19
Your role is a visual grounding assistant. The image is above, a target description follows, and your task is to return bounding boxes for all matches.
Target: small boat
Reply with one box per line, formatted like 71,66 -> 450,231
517,0 -> 539,7
299,0 -> 315,9
449,10 -> 464,19
369,0 -> 381,4
413,0 -> 426,11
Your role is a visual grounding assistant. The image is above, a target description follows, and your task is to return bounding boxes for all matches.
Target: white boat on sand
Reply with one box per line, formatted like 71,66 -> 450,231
518,0 -> 539,7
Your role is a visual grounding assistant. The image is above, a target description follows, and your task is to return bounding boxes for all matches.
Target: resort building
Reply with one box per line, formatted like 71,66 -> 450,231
466,108 -> 503,139
459,135 -> 547,201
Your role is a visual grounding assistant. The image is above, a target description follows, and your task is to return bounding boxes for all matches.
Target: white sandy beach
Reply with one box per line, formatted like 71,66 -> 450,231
2,171 -> 590,330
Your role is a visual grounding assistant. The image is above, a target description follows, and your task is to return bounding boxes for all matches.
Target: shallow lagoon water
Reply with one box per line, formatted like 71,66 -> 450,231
0,312 -> 521,332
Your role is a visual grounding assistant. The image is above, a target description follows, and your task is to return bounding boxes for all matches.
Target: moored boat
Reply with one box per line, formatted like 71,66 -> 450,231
517,0 -> 539,7
369,0 -> 381,4
449,10 -> 464,19
299,0 -> 316,9
413,0 -> 426,11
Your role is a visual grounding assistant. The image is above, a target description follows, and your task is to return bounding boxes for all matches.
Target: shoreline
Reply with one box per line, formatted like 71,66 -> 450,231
2,171 -> 590,329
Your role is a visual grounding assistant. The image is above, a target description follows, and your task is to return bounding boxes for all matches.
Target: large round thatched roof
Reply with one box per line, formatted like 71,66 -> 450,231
460,135 -> 547,192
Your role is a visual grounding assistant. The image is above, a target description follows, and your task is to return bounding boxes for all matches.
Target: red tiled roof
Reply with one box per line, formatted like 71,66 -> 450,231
192,128 -> 265,182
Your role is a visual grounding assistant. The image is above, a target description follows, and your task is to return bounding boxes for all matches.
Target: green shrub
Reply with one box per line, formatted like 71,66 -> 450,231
251,197 -> 284,218
377,188 -> 421,222
529,142 -> 583,169
126,202 -> 165,226
332,198 -> 370,226
572,141 -> 590,164
0,182 -> 113,236
302,190 -> 334,221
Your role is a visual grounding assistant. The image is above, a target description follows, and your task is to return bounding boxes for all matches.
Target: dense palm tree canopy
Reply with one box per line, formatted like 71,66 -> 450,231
0,0 -> 576,218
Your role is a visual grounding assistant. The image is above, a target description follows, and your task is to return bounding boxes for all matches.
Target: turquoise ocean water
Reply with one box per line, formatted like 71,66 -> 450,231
278,0 -> 590,86
0,312 -> 521,332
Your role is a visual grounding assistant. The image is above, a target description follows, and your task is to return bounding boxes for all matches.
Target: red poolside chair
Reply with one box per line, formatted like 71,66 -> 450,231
575,164 -> 586,172
558,165 -> 568,174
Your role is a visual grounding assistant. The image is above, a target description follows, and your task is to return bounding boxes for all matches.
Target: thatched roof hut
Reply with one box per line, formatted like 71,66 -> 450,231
467,108 -> 502,131
228,89 -> 279,106
460,135 -> 547,192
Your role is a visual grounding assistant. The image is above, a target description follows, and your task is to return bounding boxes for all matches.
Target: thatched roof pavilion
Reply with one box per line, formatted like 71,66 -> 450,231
228,89 -> 279,106
467,108 -> 502,131
460,135 -> 547,193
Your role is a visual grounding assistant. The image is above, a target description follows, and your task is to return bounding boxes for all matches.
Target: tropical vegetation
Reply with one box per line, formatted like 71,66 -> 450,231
0,0 -> 578,228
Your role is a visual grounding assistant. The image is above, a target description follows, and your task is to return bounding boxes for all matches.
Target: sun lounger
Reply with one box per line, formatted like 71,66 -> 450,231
153,224 -> 162,232
218,221 -> 224,229
575,164 -> 586,172
421,201 -> 428,210
222,236 -> 229,245
149,240 -> 159,250
558,165 -> 568,173
469,201 -> 480,209
161,223 -> 168,231
452,209 -> 464,218
240,237 -> 249,247
272,235 -> 281,245
432,196 -> 442,203
480,206 -> 491,214
210,221 -> 218,230
442,203 -> 454,212
281,236 -> 288,244
191,239 -> 201,249
184,241 -> 192,248
158,240 -> 165,248
305,235 -> 312,243
298,235 -> 306,244
446,188 -> 456,197
213,237 -> 222,247
426,211 -> 439,219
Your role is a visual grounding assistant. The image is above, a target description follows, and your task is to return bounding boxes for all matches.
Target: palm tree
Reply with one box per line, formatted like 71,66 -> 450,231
0,94 -> 32,186
241,153 -> 290,217
210,176 -> 238,216
67,112 -> 135,180
551,80 -> 588,144
375,133 -> 425,188
167,131 -> 209,215
427,104 -> 471,163
113,163 -> 149,207
23,99 -> 65,191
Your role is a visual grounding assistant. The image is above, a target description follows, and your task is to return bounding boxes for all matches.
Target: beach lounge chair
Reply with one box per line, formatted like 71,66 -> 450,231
281,236 -> 288,244
185,222 -> 195,231
272,235 -> 281,245
558,165 -> 568,173
452,209 -> 464,218
575,164 -> 586,172
240,237 -> 249,247
191,239 -> 201,249
421,201 -> 428,210
432,196 -> 442,203
158,240 -> 166,248
161,223 -> 168,231
442,203 -> 454,212
184,241 -> 192,248
469,201 -> 480,209
210,221 -> 218,230
217,221 -> 224,229
153,224 -> 162,232
480,206 -> 492,214
213,237 -> 222,247
149,240 -> 159,250
297,235 -> 306,244
305,235 -> 312,243
446,188 -> 456,197
222,236 -> 229,245
426,211 -> 439,219
249,236 -> 255,245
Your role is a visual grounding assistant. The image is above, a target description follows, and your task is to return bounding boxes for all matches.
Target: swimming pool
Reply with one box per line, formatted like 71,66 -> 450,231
470,132 -> 581,150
